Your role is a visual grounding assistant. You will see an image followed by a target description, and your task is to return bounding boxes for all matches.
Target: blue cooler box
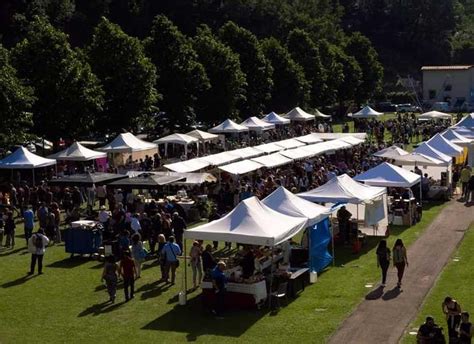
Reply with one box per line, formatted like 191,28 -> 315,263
65,220 -> 102,255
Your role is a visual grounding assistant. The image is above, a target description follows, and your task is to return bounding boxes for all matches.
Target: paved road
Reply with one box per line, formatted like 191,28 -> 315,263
328,200 -> 474,344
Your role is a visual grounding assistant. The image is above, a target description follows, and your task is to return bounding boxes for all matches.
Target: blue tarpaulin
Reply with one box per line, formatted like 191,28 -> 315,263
309,218 -> 333,273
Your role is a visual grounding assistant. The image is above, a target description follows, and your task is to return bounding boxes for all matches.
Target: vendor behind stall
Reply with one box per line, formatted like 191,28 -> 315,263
240,246 -> 255,278
212,261 -> 227,317
337,206 -> 352,244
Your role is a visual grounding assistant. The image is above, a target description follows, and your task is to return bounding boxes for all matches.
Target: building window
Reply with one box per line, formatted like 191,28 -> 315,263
429,90 -> 436,99
444,84 -> 452,91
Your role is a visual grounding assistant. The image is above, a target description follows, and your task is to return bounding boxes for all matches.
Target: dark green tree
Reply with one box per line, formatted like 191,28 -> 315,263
287,29 -> 327,107
193,25 -> 246,123
11,16 -> 103,140
218,21 -> 273,116
345,32 -> 383,103
0,45 -> 35,148
334,48 -> 362,109
261,37 -> 310,112
144,15 -> 209,128
88,17 -> 158,133
318,39 -> 344,105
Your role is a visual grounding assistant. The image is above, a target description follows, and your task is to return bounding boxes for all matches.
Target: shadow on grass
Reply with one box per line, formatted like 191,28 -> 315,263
2,274 -> 38,288
142,260 -> 160,271
78,300 -> 126,317
137,280 -> 172,300
142,294 -> 269,341
0,247 -> 26,257
365,286 -> 384,300
47,257 -> 91,268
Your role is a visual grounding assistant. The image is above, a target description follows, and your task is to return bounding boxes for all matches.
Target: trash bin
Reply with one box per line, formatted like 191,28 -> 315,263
65,220 -> 103,256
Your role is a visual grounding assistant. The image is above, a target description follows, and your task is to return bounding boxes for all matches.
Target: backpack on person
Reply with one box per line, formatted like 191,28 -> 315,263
34,234 -> 43,249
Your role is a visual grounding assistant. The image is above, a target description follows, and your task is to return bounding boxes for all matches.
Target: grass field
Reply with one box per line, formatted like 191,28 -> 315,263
402,224 -> 474,343
0,202 -> 445,344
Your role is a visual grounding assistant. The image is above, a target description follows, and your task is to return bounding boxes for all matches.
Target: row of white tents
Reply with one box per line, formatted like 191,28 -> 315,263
164,133 -> 366,175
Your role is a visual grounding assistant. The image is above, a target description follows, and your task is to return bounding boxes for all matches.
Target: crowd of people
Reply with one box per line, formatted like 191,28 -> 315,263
417,296 -> 472,343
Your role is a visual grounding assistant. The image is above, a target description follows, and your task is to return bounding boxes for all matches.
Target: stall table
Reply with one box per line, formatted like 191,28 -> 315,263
201,280 -> 267,309
287,268 -> 309,297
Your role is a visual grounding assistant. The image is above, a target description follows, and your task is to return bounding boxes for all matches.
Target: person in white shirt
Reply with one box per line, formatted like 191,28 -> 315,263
98,206 -> 111,230
28,229 -> 50,275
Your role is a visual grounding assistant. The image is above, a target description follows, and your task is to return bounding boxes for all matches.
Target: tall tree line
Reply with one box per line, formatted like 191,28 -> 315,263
0,1 -> 384,147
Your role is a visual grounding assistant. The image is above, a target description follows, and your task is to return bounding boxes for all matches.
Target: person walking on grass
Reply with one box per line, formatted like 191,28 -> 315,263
23,205 -> 34,245
4,211 -> 15,249
162,236 -> 181,285
119,251 -> 137,301
393,239 -> 408,288
102,256 -> 119,303
131,233 -> 146,278
376,240 -> 390,287
442,296 -> 462,342
28,228 -> 49,275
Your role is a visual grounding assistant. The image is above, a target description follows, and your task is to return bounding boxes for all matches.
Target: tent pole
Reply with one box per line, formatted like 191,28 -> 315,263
32,168 -> 35,186
331,215 -> 335,266
268,245 -> 274,309
184,239 -> 188,294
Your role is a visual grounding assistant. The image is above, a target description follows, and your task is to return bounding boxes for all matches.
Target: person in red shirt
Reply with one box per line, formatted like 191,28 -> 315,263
119,251 -> 137,301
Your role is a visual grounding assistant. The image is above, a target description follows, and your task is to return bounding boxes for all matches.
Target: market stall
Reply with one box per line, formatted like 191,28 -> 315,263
99,132 -> 158,167
298,174 -> 388,238
0,146 -> 57,185
262,112 -> 291,125
354,162 -> 422,226
154,133 -> 199,158
348,106 -> 383,119
184,197 -> 308,309
240,116 -> 275,132
284,107 -> 315,122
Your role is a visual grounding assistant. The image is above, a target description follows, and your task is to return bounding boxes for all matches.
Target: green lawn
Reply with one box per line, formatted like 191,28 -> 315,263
402,224 -> 474,343
0,202 -> 445,344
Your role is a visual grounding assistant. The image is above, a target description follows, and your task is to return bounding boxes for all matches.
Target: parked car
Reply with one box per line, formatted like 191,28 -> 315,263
395,103 -> 422,113
432,102 -> 451,112
376,102 -> 396,112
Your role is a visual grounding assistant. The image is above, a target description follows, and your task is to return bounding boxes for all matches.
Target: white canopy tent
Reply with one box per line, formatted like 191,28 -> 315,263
274,138 -> 306,149
373,145 -> 409,159
254,142 -> 283,154
418,111 -> 452,121
219,160 -> 263,175
99,132 -> 158,166
199,151 -> 241,166
251,153 -> 292,168
48,142 -> 106,161
154,133 -> 199,157
355,162 -> 421,188
299,174 -> 388,234
209,119 -> 249,134
393,152 -> 444,166
100,132 -> 157,153
262,112 -> 291,125
442,129 -> 473,144
454,113 -> 474,129
299,174 -> 386,204
186,129 -> 219,143
164,158 -> 211,173
279,147 -> 316,160
349,106 -> 383,119
294,133 -> 324,144
313,108 -> 331,118
240,116 -> 275,132
0,147 -> 57,185
263,186 -> 331,227
414,143 -> 452,164
284,107 -> 315,122
184,196 -> 308,246
426,133 -> 464,158
338,136 -> 365,146
230,147 -> 264,159
125,170 -> 217,185
310,133 -> 367,141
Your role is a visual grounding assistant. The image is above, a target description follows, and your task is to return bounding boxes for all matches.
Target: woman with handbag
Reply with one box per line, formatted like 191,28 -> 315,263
393,239 -> 408,288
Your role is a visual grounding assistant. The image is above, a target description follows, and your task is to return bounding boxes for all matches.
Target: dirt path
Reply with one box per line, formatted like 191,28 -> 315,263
328,200 -> 474,344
